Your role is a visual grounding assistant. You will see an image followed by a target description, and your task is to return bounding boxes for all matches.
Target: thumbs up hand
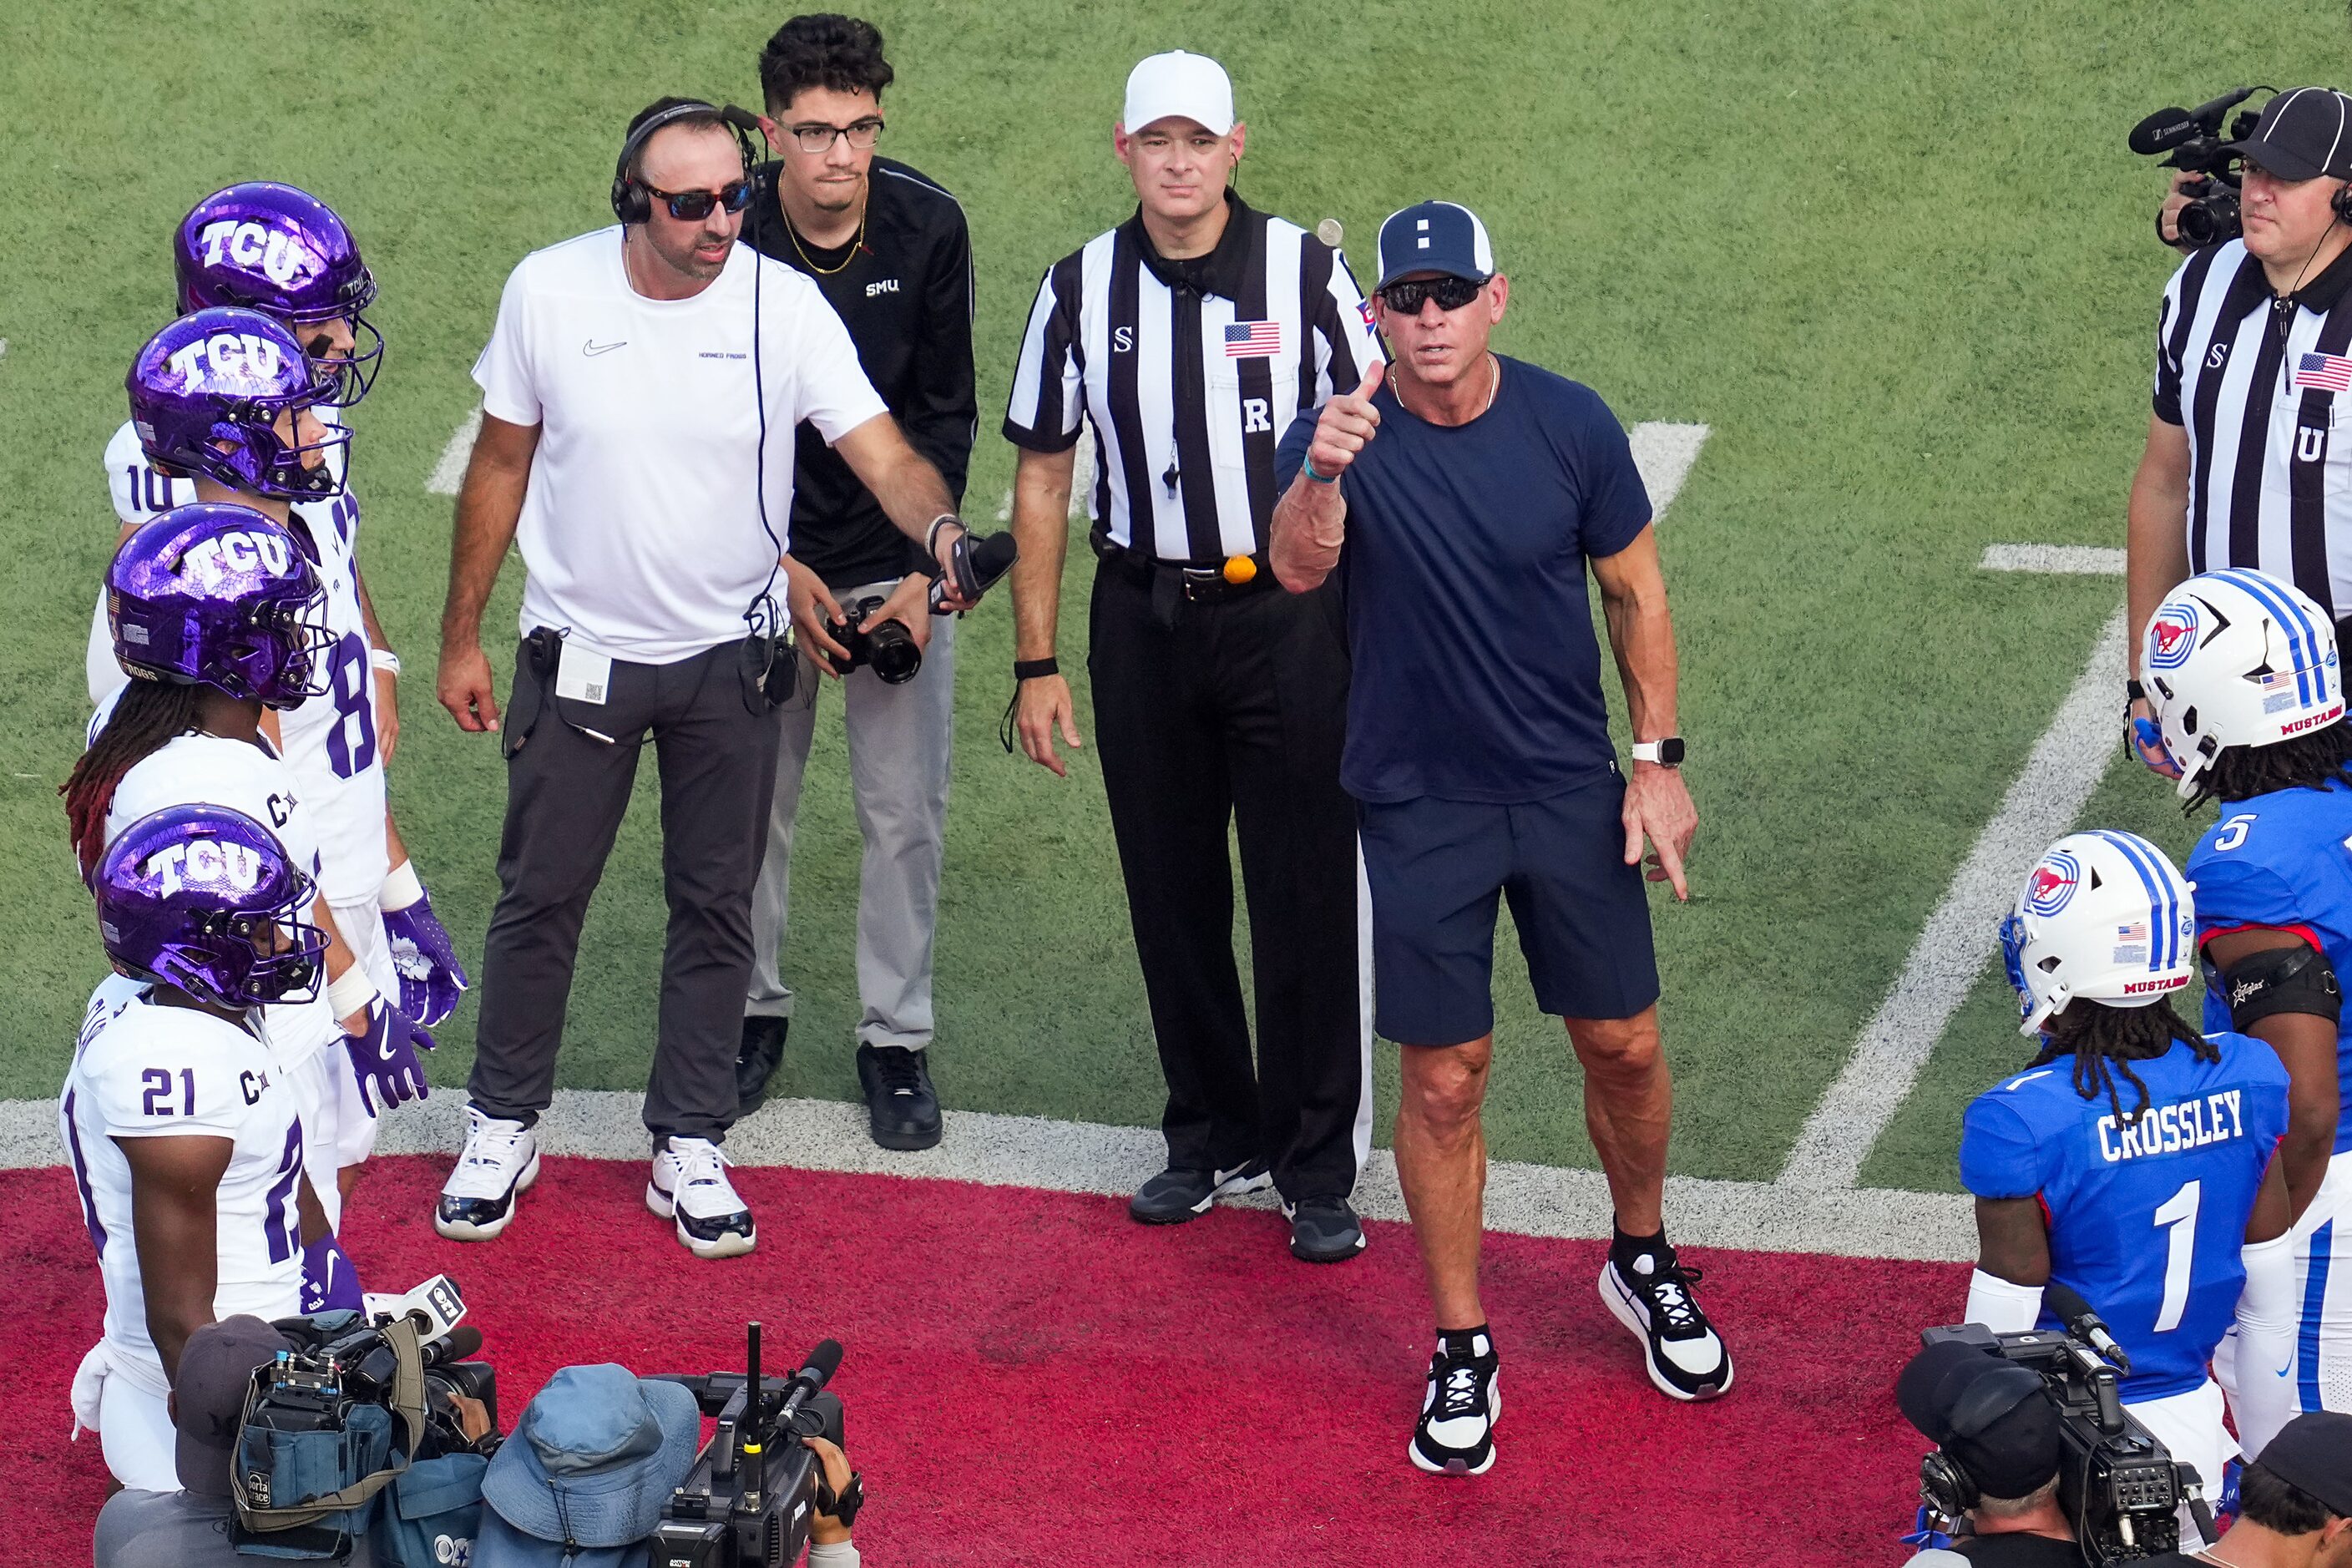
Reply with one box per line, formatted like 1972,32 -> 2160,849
1306,358 -> 1385,482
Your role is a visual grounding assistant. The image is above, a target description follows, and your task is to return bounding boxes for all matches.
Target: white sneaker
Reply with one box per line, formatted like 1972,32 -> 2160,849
435,1105 -> 539,1242
647,1137 -> 756,1259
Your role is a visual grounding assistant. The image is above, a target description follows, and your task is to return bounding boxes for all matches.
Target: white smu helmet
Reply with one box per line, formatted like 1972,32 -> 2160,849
2000,831 -> 2196,1035
2144,569 -> 2344,799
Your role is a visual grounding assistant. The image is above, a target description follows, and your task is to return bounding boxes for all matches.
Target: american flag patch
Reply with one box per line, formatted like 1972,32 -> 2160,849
1224,321 -> 1281,358
2116,922 -> 2148,942
2297,352 -> 2352,392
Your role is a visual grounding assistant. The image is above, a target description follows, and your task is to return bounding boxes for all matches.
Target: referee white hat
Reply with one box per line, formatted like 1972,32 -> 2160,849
1123,50 -> 1233,135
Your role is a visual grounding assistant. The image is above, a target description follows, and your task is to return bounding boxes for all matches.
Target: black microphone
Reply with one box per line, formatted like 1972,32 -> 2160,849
2044,1281 -> 2133,1374
787,1338 -> 843,1400
421,1325 -> 485,1368
928,529 -> 1020,612
2129,108 -> 2198,155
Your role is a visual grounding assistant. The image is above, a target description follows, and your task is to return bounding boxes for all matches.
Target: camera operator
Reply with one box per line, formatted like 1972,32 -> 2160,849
1898,1339 -> 2081,1565
94,1316 -> 493,1566
2188,1413 -> 2352,1568
2127,89 -> 2352,776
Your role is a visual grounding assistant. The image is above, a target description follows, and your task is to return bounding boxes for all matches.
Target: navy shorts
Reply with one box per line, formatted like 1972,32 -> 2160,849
1358,772 -> 1661,1045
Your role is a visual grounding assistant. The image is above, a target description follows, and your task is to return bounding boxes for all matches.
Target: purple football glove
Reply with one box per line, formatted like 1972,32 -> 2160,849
383,884 -> 468,1028
301,1232 -> 365,1314
342,998 -> 433,1117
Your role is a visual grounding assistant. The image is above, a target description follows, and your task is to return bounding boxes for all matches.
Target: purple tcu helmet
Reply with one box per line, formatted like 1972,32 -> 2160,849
108,503 -> 332,707
128,307 -> 350,500
94,804 -> 326,1008
176,182 -> 382,403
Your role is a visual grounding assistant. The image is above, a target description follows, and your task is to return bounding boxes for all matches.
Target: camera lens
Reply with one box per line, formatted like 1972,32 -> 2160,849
2177,194 -> 2239,249
865,620 -> 922,685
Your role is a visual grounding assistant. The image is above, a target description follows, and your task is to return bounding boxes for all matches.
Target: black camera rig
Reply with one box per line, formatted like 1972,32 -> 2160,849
2130,86 -> 2270,248
650,1323 -> 853,1568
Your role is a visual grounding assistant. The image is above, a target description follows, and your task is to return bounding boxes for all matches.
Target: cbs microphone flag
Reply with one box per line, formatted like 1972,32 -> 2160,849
1225,321 -> 1282,358
2297,352 -> 2352,392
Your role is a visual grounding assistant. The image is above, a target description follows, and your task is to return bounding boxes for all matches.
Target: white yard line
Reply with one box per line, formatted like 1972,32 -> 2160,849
0,1090 -> 1972,1261
1980,544 -> 2126,576
425,405 -> 483,496
1627,422 -> 1710,523
1781,589 -> 2129,1189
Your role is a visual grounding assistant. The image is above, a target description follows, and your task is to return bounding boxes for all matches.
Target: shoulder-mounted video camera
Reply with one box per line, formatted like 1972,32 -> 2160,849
1917,1285 -> 2215,1565
2130,87 -> 2269,248
650,1323 -> 857,1568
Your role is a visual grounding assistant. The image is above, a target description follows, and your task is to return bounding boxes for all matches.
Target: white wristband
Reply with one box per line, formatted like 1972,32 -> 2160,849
381,859 -> 424,912
327,965 -> 381,1020
369,647 -> 401,677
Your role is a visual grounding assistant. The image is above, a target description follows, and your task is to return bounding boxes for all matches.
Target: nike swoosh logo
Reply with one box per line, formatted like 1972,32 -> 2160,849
2276,1363 -> 2294,1378
583,340 -> 627,357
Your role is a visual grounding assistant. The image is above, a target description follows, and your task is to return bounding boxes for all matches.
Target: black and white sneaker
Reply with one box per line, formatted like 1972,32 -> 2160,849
647,1137 -> 756,1259
435,1105 -> 540,1242
1282,1195 -> 1367,1262
1127,1159 -> 1271,1224
1410,1331 -> 1500,1476
1601,1247 -> 1733,1401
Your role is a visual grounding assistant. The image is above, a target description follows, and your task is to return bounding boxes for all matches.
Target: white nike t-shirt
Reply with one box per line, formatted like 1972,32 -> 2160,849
471,227 -> 889,664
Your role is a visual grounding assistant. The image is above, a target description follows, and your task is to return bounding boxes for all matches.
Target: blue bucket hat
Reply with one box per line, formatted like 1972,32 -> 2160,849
480,1364 -> 701,1554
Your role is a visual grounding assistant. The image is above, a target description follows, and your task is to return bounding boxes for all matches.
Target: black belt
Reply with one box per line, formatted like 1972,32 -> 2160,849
1090,529 -> 1274,605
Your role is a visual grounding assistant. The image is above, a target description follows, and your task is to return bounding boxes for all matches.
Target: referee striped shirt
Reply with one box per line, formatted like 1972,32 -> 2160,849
1004,193 -> 1384,562
2157,235 -> 2352,616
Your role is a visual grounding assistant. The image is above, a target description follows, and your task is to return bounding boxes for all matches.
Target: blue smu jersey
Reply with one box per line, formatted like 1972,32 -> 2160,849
2187,779 -> 2352,1154
1960,1032 -> 2289,1399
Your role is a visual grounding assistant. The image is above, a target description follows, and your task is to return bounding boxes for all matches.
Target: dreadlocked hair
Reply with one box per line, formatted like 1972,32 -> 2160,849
2188,717 -> 2352,812
61,678 -> 205,877
2030,997 -> 2216,1129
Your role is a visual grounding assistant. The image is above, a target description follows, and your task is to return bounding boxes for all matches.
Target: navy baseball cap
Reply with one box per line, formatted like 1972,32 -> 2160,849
1896,1340 -> 2064,1502
1376,200 -> 1495,290
2258,1412 -> 2352,1516
2223,87 -> 2352,182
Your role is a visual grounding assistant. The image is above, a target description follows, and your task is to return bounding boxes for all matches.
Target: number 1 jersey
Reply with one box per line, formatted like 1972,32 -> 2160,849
1960,1033 -> 2289,1399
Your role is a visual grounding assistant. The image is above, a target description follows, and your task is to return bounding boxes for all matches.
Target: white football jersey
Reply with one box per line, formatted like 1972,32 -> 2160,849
92,695 -> 336,1070
59,985 -> 304,1396
94,413 -> 387,901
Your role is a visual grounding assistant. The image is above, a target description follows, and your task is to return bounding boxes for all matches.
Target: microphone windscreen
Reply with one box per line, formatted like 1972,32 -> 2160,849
2129,109 -> 2195,154
2041,1281 -> 2095,1324
971,531 -> 1020,577
801,1338 -> 844,1388
427,1325 -> 486,1364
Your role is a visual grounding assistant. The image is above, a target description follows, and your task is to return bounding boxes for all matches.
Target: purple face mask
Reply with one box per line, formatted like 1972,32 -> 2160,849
127,307 -> 350,500
175,182 -> 382,404
94,805 -> 326,1009
108,503 -> 333,708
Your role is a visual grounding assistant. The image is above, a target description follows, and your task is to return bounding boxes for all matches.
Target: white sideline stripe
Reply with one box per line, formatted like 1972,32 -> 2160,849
1628,422 -> 1710,523
0,1090 -> 1974,1262
1981,544 -> 2127,576
425,405 -> 483,496
1779,604 -> 2129,1190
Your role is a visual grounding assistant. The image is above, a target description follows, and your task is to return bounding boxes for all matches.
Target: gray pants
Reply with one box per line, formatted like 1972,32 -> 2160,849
746,579 -> 954,1050
471,635 -> 782,1143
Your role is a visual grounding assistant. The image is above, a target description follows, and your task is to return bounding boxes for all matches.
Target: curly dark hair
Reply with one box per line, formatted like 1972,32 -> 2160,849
2031,997 -> 2215,1129
757,14 -> 893,116
2188,716 -> 2352,811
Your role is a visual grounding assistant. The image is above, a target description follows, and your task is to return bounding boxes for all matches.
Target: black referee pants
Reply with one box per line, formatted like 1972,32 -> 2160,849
1087,564 -> 1370,1202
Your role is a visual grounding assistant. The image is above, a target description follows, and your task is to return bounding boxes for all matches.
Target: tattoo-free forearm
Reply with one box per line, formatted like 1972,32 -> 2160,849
1271,474 -> 1347,592
1009,448 -> 1076,660
1601,581 -> 1679,743
443,456 -> 526,649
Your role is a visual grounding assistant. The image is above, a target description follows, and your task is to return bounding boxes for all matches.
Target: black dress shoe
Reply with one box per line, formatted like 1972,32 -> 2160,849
737,1015 -> 788,1115
857,1043 -> 942,1151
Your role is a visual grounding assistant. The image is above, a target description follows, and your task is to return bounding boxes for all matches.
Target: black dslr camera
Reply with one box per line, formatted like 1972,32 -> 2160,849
823,596 -> 923,685
1918,1287 -> 2215,1565
2130,86 -> 2268,248
650,1323 -> 854,1568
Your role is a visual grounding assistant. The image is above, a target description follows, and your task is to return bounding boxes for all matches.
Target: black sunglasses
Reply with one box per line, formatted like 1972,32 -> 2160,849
1378,276 -> 1485,314
642,179 -> 756,221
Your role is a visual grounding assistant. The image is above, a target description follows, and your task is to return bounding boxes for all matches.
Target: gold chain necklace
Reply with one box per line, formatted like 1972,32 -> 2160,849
782,202 -> 867,276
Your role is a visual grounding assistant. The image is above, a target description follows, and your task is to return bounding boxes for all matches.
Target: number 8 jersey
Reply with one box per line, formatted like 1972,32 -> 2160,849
1960,1032 -> 2289,1399
94,416 -> 388,904
58,987 -> 303,1397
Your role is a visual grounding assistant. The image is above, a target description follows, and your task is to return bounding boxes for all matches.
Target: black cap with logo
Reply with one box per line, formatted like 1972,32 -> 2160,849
2223,87 -> 2352,182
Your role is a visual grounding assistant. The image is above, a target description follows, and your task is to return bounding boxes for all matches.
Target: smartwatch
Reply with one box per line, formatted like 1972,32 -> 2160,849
1631,738 -> 1686,766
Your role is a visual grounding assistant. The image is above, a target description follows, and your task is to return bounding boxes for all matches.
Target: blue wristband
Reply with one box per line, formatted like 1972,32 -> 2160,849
1301,456 -> 1340,484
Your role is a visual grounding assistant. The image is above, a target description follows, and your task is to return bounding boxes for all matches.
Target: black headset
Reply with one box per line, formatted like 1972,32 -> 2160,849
609,99 -> 762,225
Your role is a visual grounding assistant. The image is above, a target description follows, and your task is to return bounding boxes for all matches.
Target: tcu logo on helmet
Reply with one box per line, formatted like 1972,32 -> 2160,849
164,331 -> 286,392
2024,850 -> 2081,916
2146,603 -> 2200,671
180,529 -> 294,586
198,220 -> 313,288
146,836 -> 266,898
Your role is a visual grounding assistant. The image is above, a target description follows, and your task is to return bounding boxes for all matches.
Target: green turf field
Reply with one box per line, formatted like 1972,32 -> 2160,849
5,0 -> 2344,1194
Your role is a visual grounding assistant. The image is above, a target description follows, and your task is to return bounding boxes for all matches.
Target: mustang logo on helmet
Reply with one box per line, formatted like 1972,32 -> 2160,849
2025,852 -> 2081,916
2147,604 -> 2200,670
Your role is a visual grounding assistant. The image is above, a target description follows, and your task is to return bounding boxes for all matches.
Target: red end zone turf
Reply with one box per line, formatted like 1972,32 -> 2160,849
4,1159 -> 1960,1565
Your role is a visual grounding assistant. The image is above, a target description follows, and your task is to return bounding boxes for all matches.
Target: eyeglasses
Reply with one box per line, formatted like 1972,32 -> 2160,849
786,119 -> 884,154
642,180 -> 756,220
1378,276 -> 1486,315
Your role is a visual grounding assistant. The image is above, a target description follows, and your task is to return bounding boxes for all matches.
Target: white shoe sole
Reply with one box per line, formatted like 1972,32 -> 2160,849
1600,1264 -> 1734,1402
645,1181 -> 757,1259
1409,1378 -> 1501,1476
433,1150 -> 540,1242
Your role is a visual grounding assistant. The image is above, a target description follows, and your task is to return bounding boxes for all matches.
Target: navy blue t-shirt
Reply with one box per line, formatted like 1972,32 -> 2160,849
1275,355 -> 1652,803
